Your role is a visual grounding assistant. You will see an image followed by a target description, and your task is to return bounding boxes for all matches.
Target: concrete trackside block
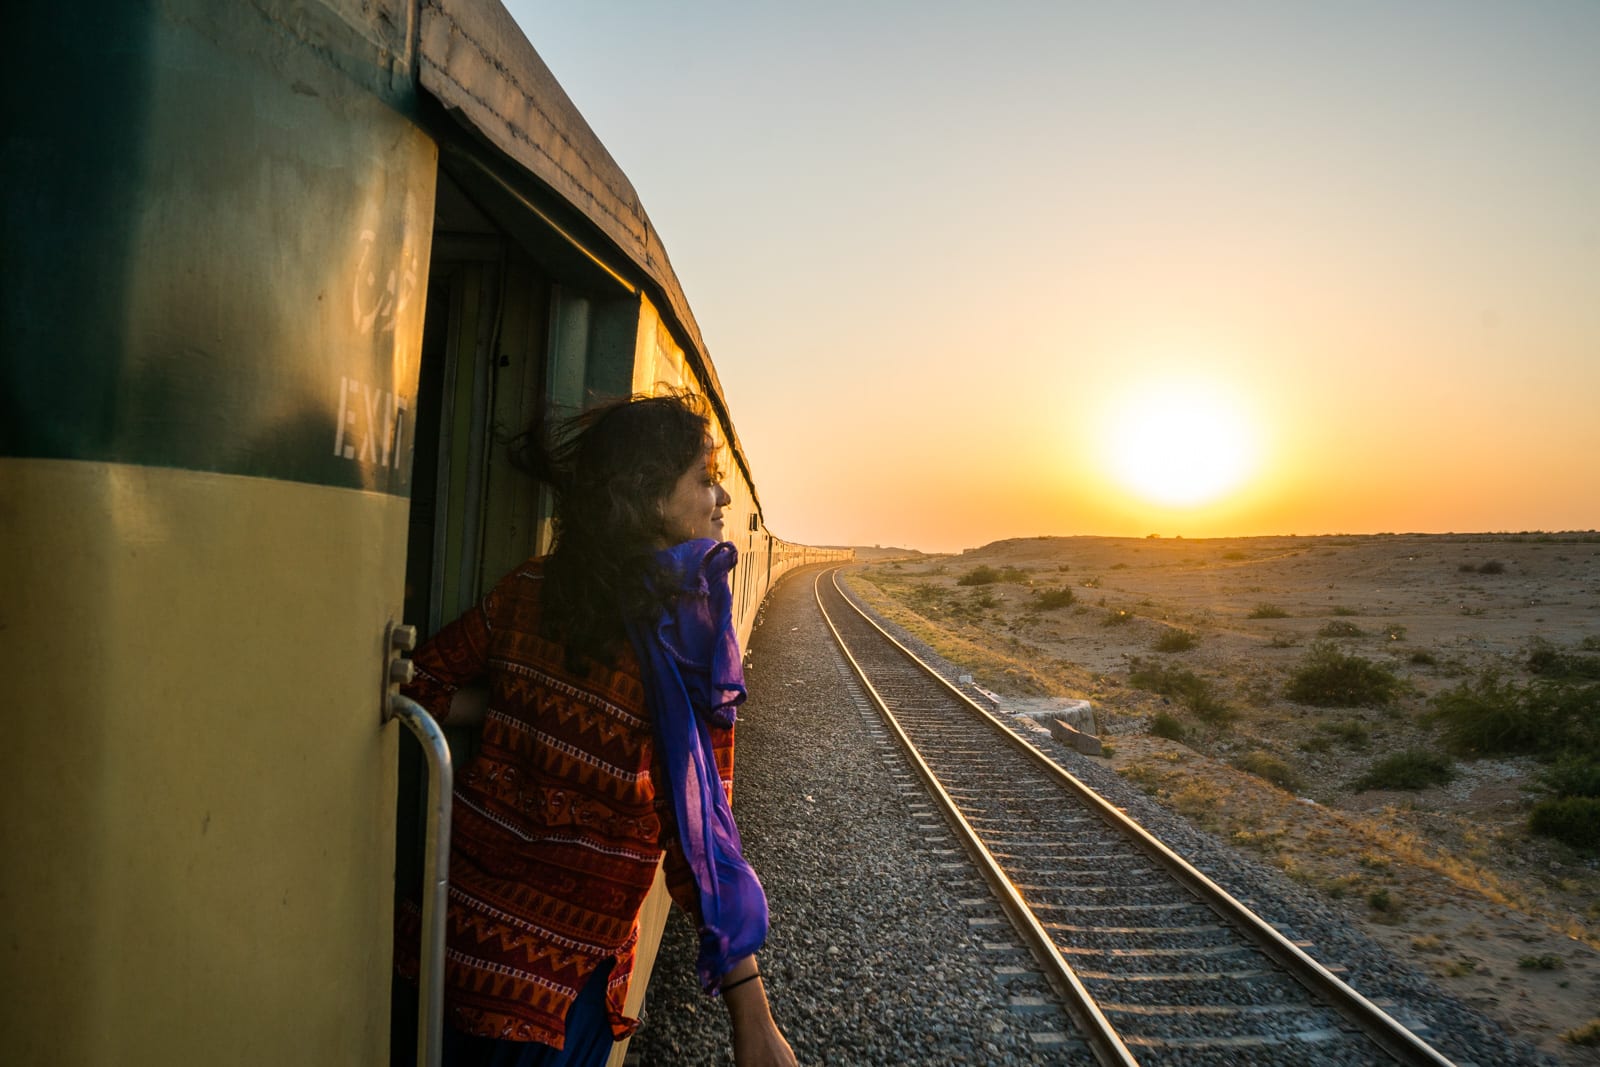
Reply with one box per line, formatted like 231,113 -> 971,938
1049,715 -> 1104,756
967,681 -> 1002,711
1008,697 -> 1094,729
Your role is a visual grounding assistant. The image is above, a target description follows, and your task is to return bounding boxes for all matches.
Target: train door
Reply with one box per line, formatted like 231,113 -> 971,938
393,167 -> 548,943
3,6 -> 437,1065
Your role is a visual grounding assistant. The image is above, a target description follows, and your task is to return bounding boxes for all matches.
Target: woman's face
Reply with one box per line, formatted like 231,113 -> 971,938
660,449 -> 732,544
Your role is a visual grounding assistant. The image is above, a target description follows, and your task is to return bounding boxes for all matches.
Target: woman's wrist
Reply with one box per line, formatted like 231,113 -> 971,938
719,955 -> 759,986
721,972 -> 762,995
720,957 -> 771,1021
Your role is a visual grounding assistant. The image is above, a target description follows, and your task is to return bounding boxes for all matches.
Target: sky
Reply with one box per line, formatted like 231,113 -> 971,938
506,1 -> 1600,553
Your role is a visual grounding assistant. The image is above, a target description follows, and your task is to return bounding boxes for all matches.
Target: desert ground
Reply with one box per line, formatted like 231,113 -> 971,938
847,533 -> 1600,1065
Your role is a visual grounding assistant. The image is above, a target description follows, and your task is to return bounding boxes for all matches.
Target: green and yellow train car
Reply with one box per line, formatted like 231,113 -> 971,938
1,3 -> 846,1063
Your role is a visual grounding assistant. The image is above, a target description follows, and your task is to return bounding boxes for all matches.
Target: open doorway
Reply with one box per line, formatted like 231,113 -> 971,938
389,152 -> 649,1060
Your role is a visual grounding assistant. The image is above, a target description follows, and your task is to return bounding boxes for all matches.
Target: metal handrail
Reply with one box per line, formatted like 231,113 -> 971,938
388,692 -> 453,1067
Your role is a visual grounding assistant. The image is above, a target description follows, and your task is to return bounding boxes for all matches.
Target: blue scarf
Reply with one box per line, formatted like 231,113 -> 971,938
625,539 -> 768,992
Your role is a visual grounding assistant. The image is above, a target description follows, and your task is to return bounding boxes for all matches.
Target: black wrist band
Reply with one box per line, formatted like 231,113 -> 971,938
721,972 -> 762,994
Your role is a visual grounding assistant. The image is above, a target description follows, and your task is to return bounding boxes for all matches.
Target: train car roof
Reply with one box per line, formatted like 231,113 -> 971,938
417,0 -> 759,504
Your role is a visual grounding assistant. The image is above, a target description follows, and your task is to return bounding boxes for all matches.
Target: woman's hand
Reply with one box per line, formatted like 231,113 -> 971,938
731,1010 -> 796,1067
721,959 -> 798,1067
446,686 -> 488,727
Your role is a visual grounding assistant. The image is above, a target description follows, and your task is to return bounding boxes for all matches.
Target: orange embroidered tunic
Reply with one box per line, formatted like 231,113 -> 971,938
394,558 -> 734,1048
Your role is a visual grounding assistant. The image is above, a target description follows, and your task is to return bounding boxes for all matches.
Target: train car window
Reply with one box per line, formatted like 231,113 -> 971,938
546,288 -> 639,416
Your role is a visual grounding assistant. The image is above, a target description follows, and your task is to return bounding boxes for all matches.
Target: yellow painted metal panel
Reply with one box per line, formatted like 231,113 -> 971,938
631,301 -> 682,396
0,458 -> 407,1065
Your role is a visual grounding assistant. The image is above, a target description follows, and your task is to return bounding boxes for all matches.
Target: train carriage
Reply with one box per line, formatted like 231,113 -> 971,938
0,3 -> 845,1064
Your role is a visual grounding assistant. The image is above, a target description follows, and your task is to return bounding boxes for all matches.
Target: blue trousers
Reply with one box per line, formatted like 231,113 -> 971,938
392,962 -> 615,1067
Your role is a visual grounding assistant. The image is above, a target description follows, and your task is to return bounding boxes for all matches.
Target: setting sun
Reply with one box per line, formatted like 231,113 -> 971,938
1101,381 -> 1259,507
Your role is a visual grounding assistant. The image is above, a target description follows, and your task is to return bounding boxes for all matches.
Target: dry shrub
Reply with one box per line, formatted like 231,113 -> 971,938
1153,628 -> 1199,652
1527,638 -> 1600,681
1234,750 -> 1302,791
1518,955 -> 1563,970
1318,718 -> 1370,747
1285,642 -> 1401,707
1030,587 -> 1075,610
1318,620 -> 1365,638
1351,749 -> 1454,791
1540,757 -> 1600,799
1563,1019 -> 1600,1047
1429,674 -> 1600,758
1528,797 -> 1600,851
1129,661 -> 1233,723
1149,712 -> 1187,741
956,565 -> 1000,586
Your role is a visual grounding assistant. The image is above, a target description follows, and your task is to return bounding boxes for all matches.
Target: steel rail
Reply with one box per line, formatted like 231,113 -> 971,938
813,572 -> 1140,1067
818,567 -> 1458,1067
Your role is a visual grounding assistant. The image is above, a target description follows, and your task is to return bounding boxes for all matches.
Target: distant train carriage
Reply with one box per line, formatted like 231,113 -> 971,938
1,3 -> 846,1064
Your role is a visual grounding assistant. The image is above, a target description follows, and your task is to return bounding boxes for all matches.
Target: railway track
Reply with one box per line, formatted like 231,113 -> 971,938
814,568 -> 1460,1067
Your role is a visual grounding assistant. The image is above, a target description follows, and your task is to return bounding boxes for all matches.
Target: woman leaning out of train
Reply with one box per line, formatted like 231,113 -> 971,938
392,392 -> 798,1067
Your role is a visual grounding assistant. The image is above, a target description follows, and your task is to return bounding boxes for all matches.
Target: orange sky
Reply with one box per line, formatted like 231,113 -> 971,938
511,2 -> 1600,553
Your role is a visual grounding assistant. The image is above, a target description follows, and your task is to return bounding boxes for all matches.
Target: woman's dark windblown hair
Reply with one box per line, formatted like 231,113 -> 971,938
510,392 -> 720,666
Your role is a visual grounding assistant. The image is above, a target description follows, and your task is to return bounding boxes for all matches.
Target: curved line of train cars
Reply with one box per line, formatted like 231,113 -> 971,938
1,3 -> 849,1063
